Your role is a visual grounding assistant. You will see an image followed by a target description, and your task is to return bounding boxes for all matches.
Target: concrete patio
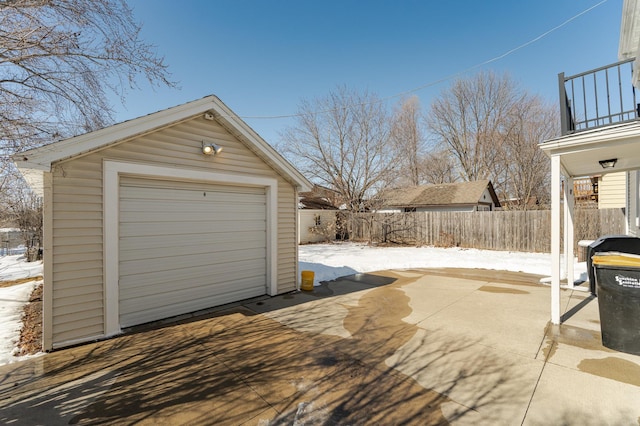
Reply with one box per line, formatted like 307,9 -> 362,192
1,268 -> 639,425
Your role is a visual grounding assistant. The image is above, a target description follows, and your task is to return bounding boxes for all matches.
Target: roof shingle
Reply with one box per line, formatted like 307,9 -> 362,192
383,180 -> 498,207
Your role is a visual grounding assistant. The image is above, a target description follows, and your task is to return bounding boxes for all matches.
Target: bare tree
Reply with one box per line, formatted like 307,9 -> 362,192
425,71 -> 556,207
389,96 -> 424,186
1,0 -> 175,256
426,71 -> 519,194
0,0 -> 174,154
500,97 -> 556,209
420,149 -> 457,184
11,190 -> 42,261
282,86 -> 397,212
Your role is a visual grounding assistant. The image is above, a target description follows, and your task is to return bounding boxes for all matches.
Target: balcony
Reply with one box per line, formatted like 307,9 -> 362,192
559,58 -> 639,136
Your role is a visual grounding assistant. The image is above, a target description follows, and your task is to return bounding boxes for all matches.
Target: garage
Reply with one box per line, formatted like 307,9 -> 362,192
14,95 -> 311,350
118,177 -> 267,327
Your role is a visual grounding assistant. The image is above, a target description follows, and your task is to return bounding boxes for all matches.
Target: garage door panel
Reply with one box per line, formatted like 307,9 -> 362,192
122,187 -> 265,203
121,209 -> 267,223
119,177 -> 268,328
119,248 -> 267,277
121,194 -> 266,208
119,230 -> 266,251
120,280 -> 265,327
120,238 -> 266,262
120,221 -> 266,237
120,269 -> 266,300
120,264 -> 266,299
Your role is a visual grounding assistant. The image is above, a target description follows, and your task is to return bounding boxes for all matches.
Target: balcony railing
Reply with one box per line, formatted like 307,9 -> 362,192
559,58 -> 638,135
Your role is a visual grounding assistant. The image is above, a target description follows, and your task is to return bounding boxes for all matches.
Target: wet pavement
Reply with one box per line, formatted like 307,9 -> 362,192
1,268 -> 640,425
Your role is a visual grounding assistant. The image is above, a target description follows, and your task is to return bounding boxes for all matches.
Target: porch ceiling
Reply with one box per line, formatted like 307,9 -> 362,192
540,121 -> 640,177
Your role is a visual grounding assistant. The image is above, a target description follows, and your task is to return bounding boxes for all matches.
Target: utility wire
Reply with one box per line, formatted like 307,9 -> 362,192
239,0 -> 609,120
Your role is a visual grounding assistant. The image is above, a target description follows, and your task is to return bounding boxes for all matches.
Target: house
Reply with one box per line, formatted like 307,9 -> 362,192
572,177 -> 599,205
14,95 -> 311,351
378,180 -> 501,213
573,171 -> 629,208
539,0 -> 640,325
598,171 -> 628,208
298,185 -> 339,244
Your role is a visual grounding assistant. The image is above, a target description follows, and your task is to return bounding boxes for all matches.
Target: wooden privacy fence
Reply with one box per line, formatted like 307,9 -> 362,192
347,209 -> 626,254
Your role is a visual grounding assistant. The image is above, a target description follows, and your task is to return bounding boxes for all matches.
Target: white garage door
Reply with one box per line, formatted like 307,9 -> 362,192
118,177 -> 267,327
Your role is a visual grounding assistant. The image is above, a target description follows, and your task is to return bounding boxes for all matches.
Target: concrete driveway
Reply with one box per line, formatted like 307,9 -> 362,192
1,269 -> 640,425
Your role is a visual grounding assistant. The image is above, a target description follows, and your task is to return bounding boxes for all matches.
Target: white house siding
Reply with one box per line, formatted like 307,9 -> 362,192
599,172 -> 627,209
49,116 -> 298,348
479,188 -> 495,209
298,210 -> 337,243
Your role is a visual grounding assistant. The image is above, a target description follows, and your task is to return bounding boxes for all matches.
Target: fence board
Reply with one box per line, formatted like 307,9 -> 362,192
346,209 -> 625,254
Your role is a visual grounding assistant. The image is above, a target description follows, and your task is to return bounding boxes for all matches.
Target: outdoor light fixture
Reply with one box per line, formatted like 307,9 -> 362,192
202,141 -> 223,156
598,158 -> 617,169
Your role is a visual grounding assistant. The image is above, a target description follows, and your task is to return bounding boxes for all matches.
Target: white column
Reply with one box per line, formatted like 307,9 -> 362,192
551,155 -> 562,325
564,176 -> 575,288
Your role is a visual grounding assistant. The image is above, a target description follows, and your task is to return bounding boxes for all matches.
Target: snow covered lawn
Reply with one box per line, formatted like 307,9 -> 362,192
0,254 -> 43,282
0,254 -> 43,366
299,242 -> 585,285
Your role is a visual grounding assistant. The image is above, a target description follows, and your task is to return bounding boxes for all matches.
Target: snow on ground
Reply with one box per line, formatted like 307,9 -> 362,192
0,244 -> 586,366
0,280 -> 38,365
0,254 -> 42,282
0,254 -> 43,366
300,242 -> 587,285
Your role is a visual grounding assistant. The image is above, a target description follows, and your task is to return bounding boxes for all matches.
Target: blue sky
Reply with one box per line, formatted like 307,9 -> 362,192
114,0 -> 622,144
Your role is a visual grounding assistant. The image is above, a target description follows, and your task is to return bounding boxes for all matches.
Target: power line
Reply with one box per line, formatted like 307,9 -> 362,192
389,0 -> 609,100
239,0 -> 609,120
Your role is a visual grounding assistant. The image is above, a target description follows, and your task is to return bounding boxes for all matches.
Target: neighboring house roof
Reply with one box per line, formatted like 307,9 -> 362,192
299,184 -> 340,210
383,180 -> 501,208
14,95 -> 312,194
299,196 -> 339,210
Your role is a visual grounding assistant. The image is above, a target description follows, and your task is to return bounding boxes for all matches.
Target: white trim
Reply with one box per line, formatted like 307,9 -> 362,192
551,155 -> 562,325
16,95 -> 311,193
294,187 -> 300,290
541,121 -> 640,152
564,176 -> 575,288
103,160 -> 278,336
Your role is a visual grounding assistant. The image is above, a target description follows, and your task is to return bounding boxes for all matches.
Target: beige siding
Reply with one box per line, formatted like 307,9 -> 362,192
599,172 -> 627,209
50,116 -> 298,347
277,180 -> 297,292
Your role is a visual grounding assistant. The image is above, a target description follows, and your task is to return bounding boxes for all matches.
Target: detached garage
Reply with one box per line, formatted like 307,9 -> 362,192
14,95 -> 311,350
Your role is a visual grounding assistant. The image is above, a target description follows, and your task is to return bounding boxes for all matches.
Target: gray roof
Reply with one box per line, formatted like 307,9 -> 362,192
383,180 -> 500,208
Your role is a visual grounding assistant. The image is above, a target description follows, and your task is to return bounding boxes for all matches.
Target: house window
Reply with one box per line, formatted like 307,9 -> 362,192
404,207 -> 417,213
315,214 -> 322,226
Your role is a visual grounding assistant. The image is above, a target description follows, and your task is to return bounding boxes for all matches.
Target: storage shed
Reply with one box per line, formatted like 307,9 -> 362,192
15,95 -> 311,350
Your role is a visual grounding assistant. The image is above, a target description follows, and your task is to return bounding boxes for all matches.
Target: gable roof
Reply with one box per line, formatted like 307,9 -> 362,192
383,180 -> 501,208
14,95 -> 311,193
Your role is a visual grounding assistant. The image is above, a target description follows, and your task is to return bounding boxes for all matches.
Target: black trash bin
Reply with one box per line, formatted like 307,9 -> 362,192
593,252 -> 640,355
587,235 -> 640,295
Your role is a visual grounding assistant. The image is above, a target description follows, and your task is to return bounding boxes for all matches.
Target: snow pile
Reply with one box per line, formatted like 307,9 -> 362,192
0,280 -> 38,365
0,254 -> 43,282
0,254 -> 44,365
299,242 -> 585,285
